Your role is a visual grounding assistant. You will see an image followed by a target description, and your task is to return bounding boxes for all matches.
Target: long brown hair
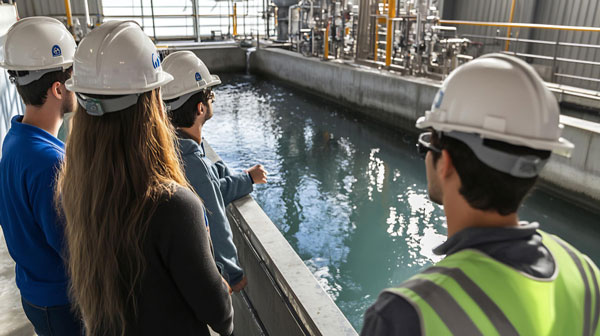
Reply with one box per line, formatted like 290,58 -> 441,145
56,89 -> 189,335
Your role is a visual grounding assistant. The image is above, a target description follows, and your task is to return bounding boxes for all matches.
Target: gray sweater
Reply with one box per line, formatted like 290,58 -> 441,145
177,131 -> 253,285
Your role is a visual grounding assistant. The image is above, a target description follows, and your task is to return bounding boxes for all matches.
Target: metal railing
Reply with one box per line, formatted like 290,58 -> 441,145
439,20 -> 600,92
101,1 -> 276,42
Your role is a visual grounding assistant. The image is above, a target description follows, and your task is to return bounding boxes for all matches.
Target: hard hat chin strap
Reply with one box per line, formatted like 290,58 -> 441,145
444,131 -> 548,178
9,67 -> 64,86
76,93 -> 141,116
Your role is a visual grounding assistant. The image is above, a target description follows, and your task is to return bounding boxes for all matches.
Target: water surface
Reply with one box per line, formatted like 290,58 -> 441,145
204,74 -> 600,331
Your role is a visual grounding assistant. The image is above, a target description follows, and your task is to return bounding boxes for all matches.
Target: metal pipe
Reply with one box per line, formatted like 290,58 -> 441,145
373,20 -> 378,61
551,32 -> 560,82
192,0 -> 199,42
64,0 -> 73,30
385,0 -> 395,66
288,5 -> 298,41
373,0 -> 379,61
233,3 -> 238,37
82,0 -> 90,29
439,20 -> 600,32
139,0 -> 145,30
265,0 -> 269,39
505,0 -> 516,51
324,21 -> 330,60
150,0 -> 157,40
462,34 -> 600,49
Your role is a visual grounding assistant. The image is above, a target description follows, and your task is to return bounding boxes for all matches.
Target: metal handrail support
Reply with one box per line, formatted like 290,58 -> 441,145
505,0 -> 516,51
551,31 -> 561,83
439,20 -> 600,32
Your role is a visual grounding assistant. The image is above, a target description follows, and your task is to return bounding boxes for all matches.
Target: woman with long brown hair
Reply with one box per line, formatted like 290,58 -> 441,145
56,21 -> 233,336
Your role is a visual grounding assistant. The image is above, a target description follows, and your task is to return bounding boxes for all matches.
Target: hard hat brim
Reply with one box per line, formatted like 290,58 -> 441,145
416,115 -> 574,157
162,74 -> 221,101
66,72 -> 174,95
0,61 -> 73,71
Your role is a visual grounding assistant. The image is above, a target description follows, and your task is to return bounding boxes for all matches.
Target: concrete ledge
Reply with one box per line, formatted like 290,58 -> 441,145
541,116 -> 600,203
204,144 -> 357,336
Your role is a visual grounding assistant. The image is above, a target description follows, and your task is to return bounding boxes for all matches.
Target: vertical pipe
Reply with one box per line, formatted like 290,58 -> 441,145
96,0 -> 102,25
139,0 -> 145,30
233,3 -> 238,37
373,23 -> 378,61
385,0 -> 396,66
82,0 -> 90,29
192,0 -> 199,42
373,0 -> 379,61
64,0 -> 73,30
150,0 -> 157,41
505,0 -> 516,51
324,21 -> 330,60
551,31 -> 561,83
265,0 -> 269,39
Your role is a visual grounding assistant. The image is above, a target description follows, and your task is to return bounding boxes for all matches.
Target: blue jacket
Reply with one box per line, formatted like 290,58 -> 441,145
0,115 -> 69,306
177,131 -> 253,285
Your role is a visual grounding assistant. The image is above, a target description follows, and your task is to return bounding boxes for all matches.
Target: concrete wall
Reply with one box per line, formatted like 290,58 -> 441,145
164,42 -> 248,74
250,48 -> 441,130
204,144 -> 358,336
250,47 -> 600,206
542,116 -> 600,205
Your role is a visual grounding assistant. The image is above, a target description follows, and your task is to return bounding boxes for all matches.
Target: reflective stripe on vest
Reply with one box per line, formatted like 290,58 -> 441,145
385,231 -> 600,336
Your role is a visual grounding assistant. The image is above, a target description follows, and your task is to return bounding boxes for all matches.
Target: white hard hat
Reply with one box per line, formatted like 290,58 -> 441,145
161,51 -> 221,110
65,21 -> 173,116
416,53 -> 574,177
0,17 -> 76,85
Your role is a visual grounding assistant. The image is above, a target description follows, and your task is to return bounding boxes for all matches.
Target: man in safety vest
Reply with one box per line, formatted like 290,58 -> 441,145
361,53 -> 600,336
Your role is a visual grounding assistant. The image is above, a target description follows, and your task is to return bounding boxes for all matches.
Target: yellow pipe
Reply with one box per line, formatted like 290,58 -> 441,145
64,0 -> 73,29
324,22 -> 329,60
505,0 -> 517,51
439,20 -> 600,32
232,3 -> 237,36
385,0 -> 396,67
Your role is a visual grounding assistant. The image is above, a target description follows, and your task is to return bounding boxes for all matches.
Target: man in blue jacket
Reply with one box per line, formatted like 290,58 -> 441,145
0,17 -> 81,335
162,51 -> 268,292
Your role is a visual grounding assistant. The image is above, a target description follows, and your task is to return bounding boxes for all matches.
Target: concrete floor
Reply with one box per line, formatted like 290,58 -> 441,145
0,229 -> 34,336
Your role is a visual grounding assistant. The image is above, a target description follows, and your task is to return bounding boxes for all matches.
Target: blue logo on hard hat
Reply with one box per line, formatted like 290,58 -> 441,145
152,53 -> 160,69
195,72 -> 202,81
434,90 -> 444,109
51,45 -> 62,57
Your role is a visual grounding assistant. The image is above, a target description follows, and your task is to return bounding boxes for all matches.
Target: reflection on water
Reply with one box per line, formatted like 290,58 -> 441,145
204,74 -> 600,331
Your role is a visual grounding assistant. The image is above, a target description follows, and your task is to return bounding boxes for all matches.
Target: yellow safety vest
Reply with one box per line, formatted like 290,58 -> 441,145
386,231 -> 600,336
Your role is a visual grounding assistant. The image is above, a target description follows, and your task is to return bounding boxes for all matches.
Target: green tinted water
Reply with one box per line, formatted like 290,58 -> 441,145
204,74 -> 600,332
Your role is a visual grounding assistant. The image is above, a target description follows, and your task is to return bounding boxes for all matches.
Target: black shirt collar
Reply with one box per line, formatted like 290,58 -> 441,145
434,221 -> 540,256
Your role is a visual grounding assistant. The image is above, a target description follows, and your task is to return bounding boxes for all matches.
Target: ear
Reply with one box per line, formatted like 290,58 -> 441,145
196,102 -> 205,116
438,150 -> 456,179
49,81 -> 63,101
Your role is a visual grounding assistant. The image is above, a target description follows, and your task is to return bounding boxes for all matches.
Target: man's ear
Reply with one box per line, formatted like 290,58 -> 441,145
49,81 -> 63,100
197,102 -> 205,116
439,149 -> 456,179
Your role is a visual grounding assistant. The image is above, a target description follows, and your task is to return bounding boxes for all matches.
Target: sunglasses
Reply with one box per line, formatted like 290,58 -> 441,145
207,90 -> 215,102
417,132 -> 442,158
